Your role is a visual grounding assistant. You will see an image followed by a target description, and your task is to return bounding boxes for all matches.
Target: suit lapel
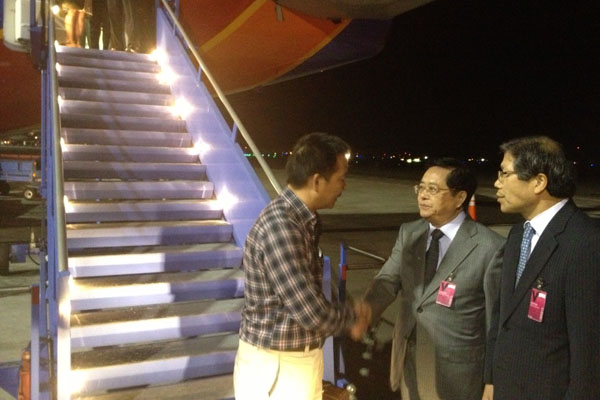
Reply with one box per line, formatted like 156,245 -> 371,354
420,219 -> 477,302
501,201 -> 576,325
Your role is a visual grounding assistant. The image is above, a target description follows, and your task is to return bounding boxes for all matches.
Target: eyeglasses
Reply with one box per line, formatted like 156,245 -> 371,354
497,170 -> 517,181
414,184 -> 451,196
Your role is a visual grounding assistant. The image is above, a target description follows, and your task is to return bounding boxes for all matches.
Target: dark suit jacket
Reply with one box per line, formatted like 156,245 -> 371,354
485,200 -> 600,399
366,217 -> 504,399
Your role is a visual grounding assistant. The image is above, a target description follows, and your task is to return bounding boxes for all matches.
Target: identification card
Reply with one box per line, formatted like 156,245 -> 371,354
436,281 -> 456,307
528,288 -> 547,322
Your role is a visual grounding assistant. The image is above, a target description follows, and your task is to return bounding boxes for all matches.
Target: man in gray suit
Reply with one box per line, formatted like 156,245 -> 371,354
364,158 -> 505,400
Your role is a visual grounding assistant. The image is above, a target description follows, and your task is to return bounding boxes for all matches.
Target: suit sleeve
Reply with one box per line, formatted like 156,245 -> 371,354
565,232 -> 600,398
484,229 -> 515,384
364,224 -> 406,321
484,244 -> 504,332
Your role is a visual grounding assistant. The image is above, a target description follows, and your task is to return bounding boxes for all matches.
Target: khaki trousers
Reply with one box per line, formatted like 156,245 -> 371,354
233,339 -> 324,400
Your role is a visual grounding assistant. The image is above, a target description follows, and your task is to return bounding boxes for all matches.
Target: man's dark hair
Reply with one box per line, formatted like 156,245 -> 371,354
500,136 -> 576,198
429,157 -> 477,212
286,132 -> 350,188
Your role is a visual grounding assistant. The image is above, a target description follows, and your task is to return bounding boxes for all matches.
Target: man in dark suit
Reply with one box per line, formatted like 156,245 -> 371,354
483,136 -> 600,400
364,158 -> 505,400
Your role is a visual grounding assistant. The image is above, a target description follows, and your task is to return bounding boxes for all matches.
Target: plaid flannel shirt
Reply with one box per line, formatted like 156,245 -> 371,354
239,188 -> 356,350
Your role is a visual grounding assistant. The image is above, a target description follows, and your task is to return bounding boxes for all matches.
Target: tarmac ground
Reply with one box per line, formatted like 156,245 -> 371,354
1,169 -> 598,399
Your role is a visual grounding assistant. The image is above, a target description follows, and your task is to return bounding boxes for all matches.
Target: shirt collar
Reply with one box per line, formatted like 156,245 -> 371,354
429,211 -> 466,241
282,187 -> 319,228
528,198 -> 568,236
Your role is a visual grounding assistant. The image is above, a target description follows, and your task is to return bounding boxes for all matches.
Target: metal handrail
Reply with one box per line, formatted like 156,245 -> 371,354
346,245 -> 386,263
48,16 -> 68,274
158,0 -> 283,195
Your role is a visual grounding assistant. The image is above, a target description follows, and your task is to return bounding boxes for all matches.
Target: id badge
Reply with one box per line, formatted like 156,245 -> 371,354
528,288 -> 547,322
436,281 -> 456,307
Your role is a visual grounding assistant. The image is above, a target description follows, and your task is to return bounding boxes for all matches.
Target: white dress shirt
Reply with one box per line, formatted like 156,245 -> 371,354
527,198 -> 568,255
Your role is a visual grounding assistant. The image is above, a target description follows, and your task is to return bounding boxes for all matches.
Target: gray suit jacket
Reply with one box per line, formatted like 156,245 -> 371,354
365,217 -> 504,399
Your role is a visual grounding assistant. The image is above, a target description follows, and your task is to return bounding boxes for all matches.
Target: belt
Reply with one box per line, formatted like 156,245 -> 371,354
276,340 -> 323,352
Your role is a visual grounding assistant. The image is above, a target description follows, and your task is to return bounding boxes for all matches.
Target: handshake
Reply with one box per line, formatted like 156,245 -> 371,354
349,299 -> 372,341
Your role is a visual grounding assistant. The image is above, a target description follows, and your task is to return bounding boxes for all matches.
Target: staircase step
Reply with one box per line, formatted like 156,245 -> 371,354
66,220 -> 232,249
59,75 -> 170,94
63,161 -> 206,180
68,242 -> 241,277
58,64 -> 160,84
62,144 -> 196,162
60,99 -> 176,119
59,87 -> 172,106
76,374 -> 234,400
61,128 -> 191,147
56,45 -> 156,64
70,270 -> 245,310
70,333 -> 239,395
71,298 -> 243,348
66,199 -> 222,223
64,180 -> 213,200
61,113 -> 186,131
57,52 -> 161,73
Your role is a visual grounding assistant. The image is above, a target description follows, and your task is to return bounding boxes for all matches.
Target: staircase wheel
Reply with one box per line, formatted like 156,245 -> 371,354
23,188 -> 35,200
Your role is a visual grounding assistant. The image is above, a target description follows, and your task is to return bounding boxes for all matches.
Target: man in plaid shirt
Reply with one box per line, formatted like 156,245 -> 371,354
234,132 -> 370,400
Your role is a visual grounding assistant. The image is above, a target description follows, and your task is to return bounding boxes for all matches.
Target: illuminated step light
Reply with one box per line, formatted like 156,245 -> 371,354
63,196 -> 73,213
194,139 -> 211,158
216,187 -> 239,212
157,65 -> 177,85
150,48 -> 168,66
171,98 -> 193,119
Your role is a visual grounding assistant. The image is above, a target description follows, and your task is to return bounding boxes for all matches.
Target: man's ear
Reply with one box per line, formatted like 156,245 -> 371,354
308,173 -> 320,192
533,173 -> 548,194
456,190 -> 467,210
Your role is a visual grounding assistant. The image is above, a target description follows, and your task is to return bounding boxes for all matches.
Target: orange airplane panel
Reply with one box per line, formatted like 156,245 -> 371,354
0,32 -> 41,132
178,0 -> 255,44
196,2 -> 349,92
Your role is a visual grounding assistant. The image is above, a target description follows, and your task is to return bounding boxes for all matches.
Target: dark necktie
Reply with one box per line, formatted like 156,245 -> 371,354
424,229 -> 444,286
515,221 -> 535,287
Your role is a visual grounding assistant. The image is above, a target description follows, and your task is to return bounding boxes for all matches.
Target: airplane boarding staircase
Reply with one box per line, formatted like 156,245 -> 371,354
36,4 -> 283,398
57,47 -> 249,399
35,3 -> 339,399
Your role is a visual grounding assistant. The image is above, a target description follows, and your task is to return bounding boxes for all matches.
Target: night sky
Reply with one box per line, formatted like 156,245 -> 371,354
227,1 -> 599,162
